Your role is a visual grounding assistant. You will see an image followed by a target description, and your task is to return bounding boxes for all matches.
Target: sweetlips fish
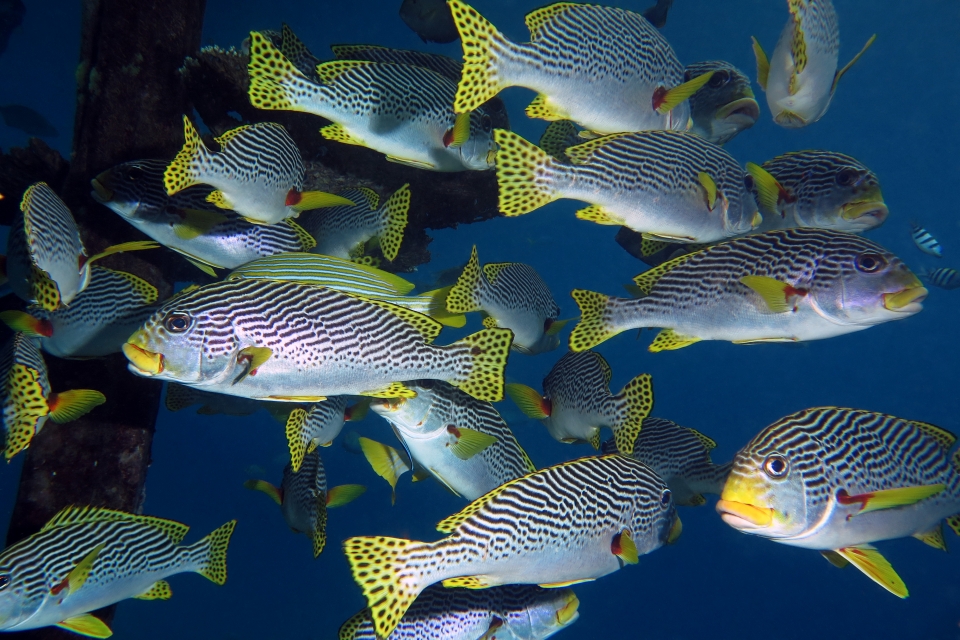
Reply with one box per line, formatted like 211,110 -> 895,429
493,129 -> 761,244
446,246 -> 564,355
601,417 -> 731,507
506,350 -> 653,455
569,228 -> 926,353
368,380 -> 535,501
164,117 -> 353,225
684,61 -> 759,145
344,454 -> 681,639
246,31 -> 497,172
282,396 -> 369,472
164,383 -> 261,417
0,333 -> 104,460
122,278 -> 512,402
752,0 -> 876,127
338,584 -> 579,640
91,159 -> 317,275
448,1 -> 715,135
717,407 -> 960,597
245,449 -> 364,558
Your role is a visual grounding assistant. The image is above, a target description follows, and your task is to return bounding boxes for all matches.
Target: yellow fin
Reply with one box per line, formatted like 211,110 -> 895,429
417,286 -> 466,327
687,494 -> 707,507
493,129 -> 559,217
841,484 -> 945,515
358,437 -> 410,505
183,256 -> 218,277
832,34 -> 877,94
232,346 -> 272,385
3,363 -> 48,459
946,515 -> 960,537
55,613 -> 112,638
739,275 -> 797,313
648,328 -> 701,352
449,426 -> 497,460
569,289 -> 620,352
612,373 -> 654,455
284,408 -> 311,472
686,428 -> 717,451
698,171 -> 718,211
47,389 -> 106,424
446,246 -> 483,314
788,0 -> 807,75
655,71 -> 715,115
65,542 -> 105,594
285,219 -> 317,250
751,36 -> 769,91
195,520 -> 236,586
448,328 -> 513,402
834,545 -> 908,598
821,549 -> 849,568
134,580 -> 172,600
505,383 -> 549,419
449,0 -> 508,113
378,184 -> 410,262
912,524 -> 947,551
243,479 -> 282,505
588,432 -> 601,450
538,120 -> 580,160
612,529 -> 638,565
910,420 -> 957,450
31,266 -> 62,312
164,115 -> 205,196
359,382 -> 418,399
42,506 -> 190,543
445,112 -> 472,148
564,133 -> 629,165
247,31 -> 315,112
539,578 -> 595,588
524,2 -> 578,39
525,94 -> 569,121
482,315 -> 498,329
575,205 -> 623,226
745,162 -> 783,216
315,59 -> 374,84
632,251 -> 698,296
326,484 -> 366,508
290,191 -> 356,212
640,237 -> 670,258
385,155 -> 437,170
105,269 -> 158,305
442,575 -> 490,589
544,317 -> 571,336
85,240 -> 159,266
267,394 -> 327,402
0,310 -> 49,337
173,208 -> 228,240
319,122 -> 364,146
436,468 -> 538,534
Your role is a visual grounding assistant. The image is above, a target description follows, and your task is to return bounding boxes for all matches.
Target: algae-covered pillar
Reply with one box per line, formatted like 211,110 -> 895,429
4,1 -> 205,637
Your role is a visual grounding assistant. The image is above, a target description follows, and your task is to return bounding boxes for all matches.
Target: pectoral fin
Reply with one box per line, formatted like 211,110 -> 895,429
751,36 -> 769,91
173,209 -> 228,239
232,346 -> 272,385
832,34 -> 877,94
837,484 -> 945,515
134,580 -> 172,600
648,328 -> 700,352
740,275 -> 807,313
55,613 -> 112,638
612,529 -> 639,565
326,484 -> 366,508
448,426 -> 498,460
505,383 -> 550,419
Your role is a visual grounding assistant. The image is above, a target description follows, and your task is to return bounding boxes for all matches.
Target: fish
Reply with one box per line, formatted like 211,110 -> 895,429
246,32 -> 497,172
0,267 -> 158,359
164,117 -> 353,225
684,61 -> 760,145
164,383 -> 262,416
368,380 -> 535,501
245,449 -> 364,558
122,278 -> 512,403
91,159 -> 317,274
0,105 -> 58,137
0,333 -> 105,460
494,129 -> 761,244
264,24 -> 322,80
6,183 -> 157,311
717,407 -> 960,597
641,0 -> 673,29
0,0 -> 24,57
506,350 -> 653,455
399,0 -> 458,44
537,121 -> 581,163
746,150 -> 887,234
601,417 -> 731,507
298,184 -> 410,262
752,0 -> 876,127
446,246 -> 564,355
910,222 -> 942,257
343,454 -> 681,639
448,1 -> 715,135
919,267 -> 960,291
0,505 -> 235,636
338,584 -> 579,640
283,396 -> 369,472
569,228 -> 927,353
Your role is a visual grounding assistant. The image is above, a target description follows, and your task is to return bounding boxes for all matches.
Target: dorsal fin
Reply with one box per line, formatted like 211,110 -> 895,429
42,506 -> 190,543
284,220 -> 317,251
787,0 -> 808,76
100,268 -> 159,305
632,251 -> 699,295
524,2 -> 581,41
338,292 -> 443,344
592,351 -> 613,385
482,262 -> 512,285
315,59 -> 376,85
910,420 -> 957,450
564,133 -> 632,165
214,124 -> 254,149
686,428 -> 717,451
352,186 -> 380,210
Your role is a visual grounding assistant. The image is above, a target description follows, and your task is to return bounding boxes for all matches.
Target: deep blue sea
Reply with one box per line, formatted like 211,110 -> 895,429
1,0 -> 959,638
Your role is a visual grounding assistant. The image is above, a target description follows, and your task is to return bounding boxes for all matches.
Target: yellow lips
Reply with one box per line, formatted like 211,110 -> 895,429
667,516 -> 683,544
556,592 -> 580,626
122,342 -> 163,375
841,200 -> 888,221
90,178 -> 114,203
715,499 -> 773,527
883,286 -> 928,311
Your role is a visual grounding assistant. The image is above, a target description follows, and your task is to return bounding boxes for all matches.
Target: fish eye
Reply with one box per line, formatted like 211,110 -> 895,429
660,489 -> 672,506
743,174 -> 755,191
762,455 -> 789,478
855,253 -> 887,273
0,574 -> 10,589
164,313 -> 191,333
836,169 -> 858,186
480,114 -> 492,133
708,70 -> 730,88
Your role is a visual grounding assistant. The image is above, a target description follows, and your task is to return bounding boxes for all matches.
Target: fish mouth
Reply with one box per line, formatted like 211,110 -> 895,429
716,499 -> 773,529
556,592 -> 580,626
715,97 -> 760,125
773,109 -> 807,128
122,342 -> 164,375
667,516 -> 682,544
90,178 -> 114,203
882,286 -> 927,312
841,201 -> 888,225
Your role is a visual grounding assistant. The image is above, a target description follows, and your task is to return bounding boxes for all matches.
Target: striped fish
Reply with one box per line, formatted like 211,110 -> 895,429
446,246 -> 563,355
0,333 -> 104,460
338,584 -> 579,640
91,159 -> 316,274
245,450 -> 364,558
718,407 -> 960,598
684,61 -> 759,146
164,118 -> 352,225
368,380 -> 535,501
920,267 -> 960,290
910,223 -> 942,257
298,185 -> 410,262
506,350 -> 653,455
601,417 -> 731,506
344,454 -> 680,639
226,253 -> 465,327
122,279 -> 512,402
745,150 -> 886,234
752,0 -> 876,127
448,1 -> 714,135
493,129 -> 761,244
283,396 -> 369,472
0,266 -> 158,359
570,228 -> 926,353
0,506 -> 235,636
247,32 -> 497,172
164,383 -> 261,416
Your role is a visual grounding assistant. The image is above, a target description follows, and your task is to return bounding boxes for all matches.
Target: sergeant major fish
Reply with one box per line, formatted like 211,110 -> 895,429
919,267 -> 960,291
910,223 -> 942,257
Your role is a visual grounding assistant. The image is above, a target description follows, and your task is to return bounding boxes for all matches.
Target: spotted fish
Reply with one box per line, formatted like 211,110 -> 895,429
283,396 -> 369,472
0,506 -> 235,636
570,228 -> 926,353
446,246 -> 564,355
343,454 -> 681,639
122,279 -> 512,402
164,383 -> 261,417
752,0 -> 876,127
448,1 -> 715,134
684,61 -> 759,145
717,407 -> 960,597
919,267 -> 960,291
245,449 -> 364,558
493,129 -> 761,244
506,350 -> 653,455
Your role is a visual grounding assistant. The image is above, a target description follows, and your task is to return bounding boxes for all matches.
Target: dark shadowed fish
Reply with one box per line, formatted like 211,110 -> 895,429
0,105 -> 58,137
399,0 -> 458,44
0,0 -> 24,56
642,0 -> 673,29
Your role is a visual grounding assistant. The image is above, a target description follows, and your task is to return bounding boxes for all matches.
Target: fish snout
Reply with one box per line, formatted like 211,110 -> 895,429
122,342 -> 164,375
90,178 -> 114,203
716,97 -> 760,126
716,499 -> 773,529
882,285 -> 927,312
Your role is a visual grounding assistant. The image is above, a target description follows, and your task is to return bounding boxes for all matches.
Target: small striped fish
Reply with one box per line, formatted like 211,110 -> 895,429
164,383 -> 261,416
0,333 -> 104,460
123,279 -> 512,402
247,32 -> 497,172
368,380 -> 535,501
910,223 -> 942,257
506,350 -> 653,455
718,407 -> 960,598
493,129 -> 761,244
245,449 -> 364,558
344,454 -> 680,639
0,506 -> 235,636
283,396 -> 369,472
91,159 -> 315,273
601,417 -> 731,506
338,584 -> 579,640
570,228 -> 926,353
752,0 -> 876,127
685,61 -> 759,145
746,150 -> 886,233
164,118 -> 352,225
920,267 -> 960,290
446,246 -> 563,354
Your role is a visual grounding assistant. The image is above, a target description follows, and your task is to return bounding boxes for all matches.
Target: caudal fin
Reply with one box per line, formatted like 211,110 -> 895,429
610,373 -> 654,455
377,184 -> 411,262
191,520 -> 237,585
448,327 -> 513,402
247,31 -> 322,113
445,246 -> 483,314
569,290 -> 625,352
164,116 -> 208,196
448,0 -> 510,113
493,129 -> 560,217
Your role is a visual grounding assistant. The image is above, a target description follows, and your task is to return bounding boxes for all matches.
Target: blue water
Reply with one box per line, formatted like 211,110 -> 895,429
2,0 -> 959,638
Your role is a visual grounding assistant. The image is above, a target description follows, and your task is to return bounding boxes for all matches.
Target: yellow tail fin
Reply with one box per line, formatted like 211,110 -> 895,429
569,290 -> 621,352
164,116 -> 207,196
378,184 -> 411,262
195,520 -> 237,586
611,373 -> 654,455
247,31 -> 320,112
449,327 -> 513,402
445,246 -> 483,314
449,0 -> 509,113
493,129 -> 560,217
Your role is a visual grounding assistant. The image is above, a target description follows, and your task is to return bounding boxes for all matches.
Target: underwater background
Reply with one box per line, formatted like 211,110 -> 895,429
1,0 -> 959,638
